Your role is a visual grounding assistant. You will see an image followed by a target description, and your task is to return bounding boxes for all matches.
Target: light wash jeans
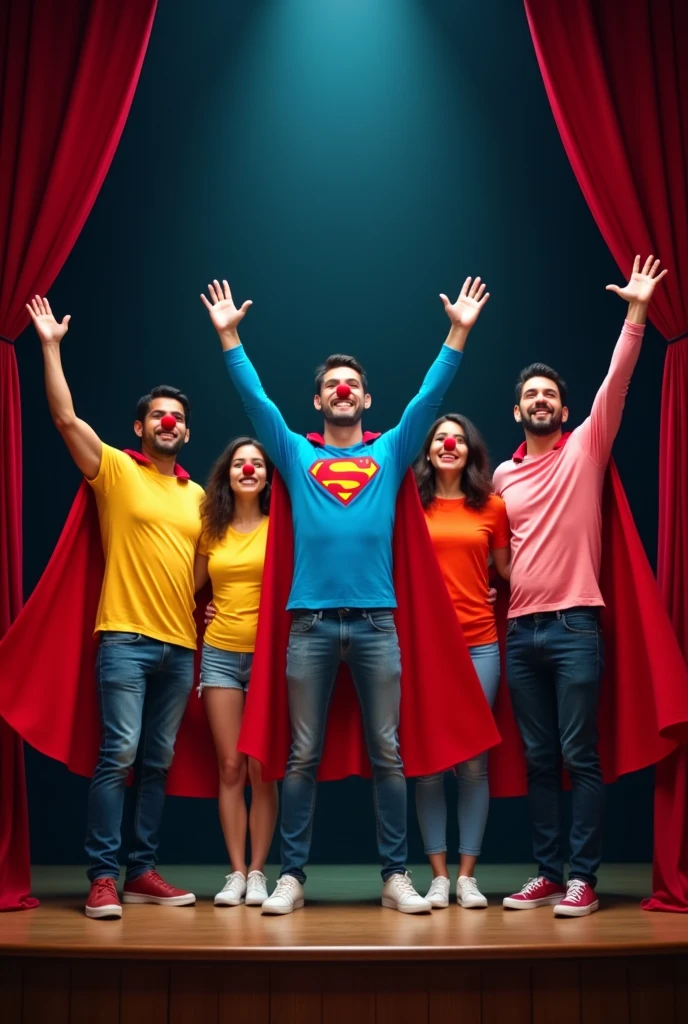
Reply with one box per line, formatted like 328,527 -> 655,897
280,608 -> 406,883
85,632 -> 194,881
415,641 -> 500,857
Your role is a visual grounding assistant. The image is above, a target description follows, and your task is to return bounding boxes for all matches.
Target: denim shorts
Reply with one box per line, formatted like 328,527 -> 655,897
198,643 -> 253,694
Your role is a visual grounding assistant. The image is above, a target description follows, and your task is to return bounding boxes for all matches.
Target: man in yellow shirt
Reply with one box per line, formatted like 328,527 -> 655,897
27,295 -> 204,920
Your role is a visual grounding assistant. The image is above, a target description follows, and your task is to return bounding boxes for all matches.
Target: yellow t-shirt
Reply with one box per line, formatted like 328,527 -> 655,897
87,444 -> 204,649
200,518 -> 269,653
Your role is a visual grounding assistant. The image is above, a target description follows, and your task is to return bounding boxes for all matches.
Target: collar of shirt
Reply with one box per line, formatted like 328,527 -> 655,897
306,431 -> 381,447
512,431 -> 572,463
122,448 -> 190,480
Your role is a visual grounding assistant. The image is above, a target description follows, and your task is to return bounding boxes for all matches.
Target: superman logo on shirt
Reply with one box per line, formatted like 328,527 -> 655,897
308,457 -> 380,506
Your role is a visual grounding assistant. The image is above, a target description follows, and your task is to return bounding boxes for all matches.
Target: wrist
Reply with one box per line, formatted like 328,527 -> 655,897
626,301 -> 648,326
218,327 -> 240,351
445,322 -> 470,351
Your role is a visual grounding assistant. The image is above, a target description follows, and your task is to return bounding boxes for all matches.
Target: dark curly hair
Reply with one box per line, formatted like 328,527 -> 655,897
201,437 -> 272,543
414,414 -> 492,511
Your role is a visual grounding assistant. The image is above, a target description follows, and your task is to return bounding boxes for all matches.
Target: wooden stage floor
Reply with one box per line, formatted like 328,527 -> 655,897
2,865 -> 686,1023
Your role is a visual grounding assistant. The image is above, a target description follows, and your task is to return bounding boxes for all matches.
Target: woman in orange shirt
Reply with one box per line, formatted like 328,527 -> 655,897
414,414 -> 510,910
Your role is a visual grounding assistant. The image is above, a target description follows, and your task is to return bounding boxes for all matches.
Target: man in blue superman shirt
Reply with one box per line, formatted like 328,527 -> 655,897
202,276 -> 489,914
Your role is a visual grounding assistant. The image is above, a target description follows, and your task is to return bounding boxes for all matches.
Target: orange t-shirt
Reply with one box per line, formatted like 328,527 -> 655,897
424,494 -> 510,646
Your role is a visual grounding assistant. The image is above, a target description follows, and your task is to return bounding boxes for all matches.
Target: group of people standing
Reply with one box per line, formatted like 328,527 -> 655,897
24,254 -> 666,921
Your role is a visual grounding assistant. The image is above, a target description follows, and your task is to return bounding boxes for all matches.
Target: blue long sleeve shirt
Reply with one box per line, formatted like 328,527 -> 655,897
224,344 -> 462,609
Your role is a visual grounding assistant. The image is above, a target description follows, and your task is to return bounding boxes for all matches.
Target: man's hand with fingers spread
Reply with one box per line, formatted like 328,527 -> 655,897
201,279 -> 252,350
26,295 -> 71,345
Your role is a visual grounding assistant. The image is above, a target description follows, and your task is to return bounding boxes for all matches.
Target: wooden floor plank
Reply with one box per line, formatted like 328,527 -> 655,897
481,962 -> 531,1024
69,962 -> 120,1024
219,964 -> 270,1024
533,960 -> 581,1024
0,957 -> 22,1024
169,964 -> 220,1024
21,961 -> 71,1024
628,958 -> 676,1024
428,962 -> 480,1023
270,964 -> 322,1024
581,959 -> 629,1024
321,964 -> 375,1024
119,964 -> 170,1024
375,964 -> 429,1024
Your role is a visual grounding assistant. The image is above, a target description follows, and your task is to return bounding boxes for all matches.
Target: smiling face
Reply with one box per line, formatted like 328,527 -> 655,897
314,366 -> 371,426
135,397 -> 189,456
228,443 -> 267,499
515,376 -> 568,436
428,419 -> 468,475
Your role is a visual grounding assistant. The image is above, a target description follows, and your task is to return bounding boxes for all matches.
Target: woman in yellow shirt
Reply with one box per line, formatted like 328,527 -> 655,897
194,436 -> 277,908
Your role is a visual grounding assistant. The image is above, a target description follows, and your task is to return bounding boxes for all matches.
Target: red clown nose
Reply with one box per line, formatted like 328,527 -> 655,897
160,415 -> 177,431
336,384 -> 351,400
241,463 -> 255,476
443,436 -> 457,451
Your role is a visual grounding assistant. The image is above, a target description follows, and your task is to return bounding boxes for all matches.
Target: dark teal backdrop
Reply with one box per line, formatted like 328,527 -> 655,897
16,0 -> 662,867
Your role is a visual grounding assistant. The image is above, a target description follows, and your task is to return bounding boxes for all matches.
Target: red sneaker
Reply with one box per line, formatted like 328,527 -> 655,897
122,870 -> 195,906
503,876 -> 566,910
553,879 -> 599,917
85,877 -> 122,919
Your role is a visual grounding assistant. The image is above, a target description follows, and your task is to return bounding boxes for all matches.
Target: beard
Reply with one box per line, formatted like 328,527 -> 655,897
147,430 -> 186,457
521,405 -> 563,437
321,403 -> 364,427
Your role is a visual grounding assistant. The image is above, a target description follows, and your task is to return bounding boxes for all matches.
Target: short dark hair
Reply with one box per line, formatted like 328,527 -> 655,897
135,385 -> 190,425
314,354 -> 368,394
515,363 -> 568,406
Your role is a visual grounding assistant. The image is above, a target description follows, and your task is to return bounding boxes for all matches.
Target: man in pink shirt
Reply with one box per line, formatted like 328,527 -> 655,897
493,256 -> 667,918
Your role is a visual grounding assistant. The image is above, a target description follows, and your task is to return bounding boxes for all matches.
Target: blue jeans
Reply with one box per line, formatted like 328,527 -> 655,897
281,608 -> 405,883
85,632 -> 194,881
415,642 -> 501,858
506,608 -> 604,887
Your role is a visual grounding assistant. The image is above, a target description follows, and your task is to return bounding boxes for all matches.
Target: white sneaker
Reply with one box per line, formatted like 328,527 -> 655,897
425,876 -> 450,908
381,872 -> 432,914
457,875 -> 488,909
261,874 -> 305,915
214,871 -> 246,907
245,870 -> 269,906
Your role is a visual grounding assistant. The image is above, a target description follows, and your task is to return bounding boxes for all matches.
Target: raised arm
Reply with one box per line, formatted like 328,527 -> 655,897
386,276 -> 489,471
27,297 -> 102,479
201,280 -> 300,473
580,256 -> 668,465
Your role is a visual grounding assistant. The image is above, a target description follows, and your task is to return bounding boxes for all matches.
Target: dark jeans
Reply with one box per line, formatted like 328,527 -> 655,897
506,607 -> 604,887
281,608 -> 406,884
85,632 -> 194,881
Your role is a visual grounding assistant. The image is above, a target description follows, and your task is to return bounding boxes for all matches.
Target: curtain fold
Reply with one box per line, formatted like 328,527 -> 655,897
524,0 -> 688,911
0,0 -> 157,911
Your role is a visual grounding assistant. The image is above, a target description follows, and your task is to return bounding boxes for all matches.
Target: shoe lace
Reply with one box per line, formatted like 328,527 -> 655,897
274,875 -> 299,895
460,876 -> 479,894
247,870 -> 267,883
428,876 -> 449,895
147,871 -> 177,895
223,871 -> 245,890
393,872 -> 417,896
520,876 -> 546,896
93,877 -> 117,896
566,879 -> 587,903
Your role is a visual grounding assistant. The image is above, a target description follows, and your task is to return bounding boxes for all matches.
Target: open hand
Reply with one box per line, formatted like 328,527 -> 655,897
26,296 -> 71,345
440,277 -> 490,330
200,280 -> 252,334
606,255 -> 667,306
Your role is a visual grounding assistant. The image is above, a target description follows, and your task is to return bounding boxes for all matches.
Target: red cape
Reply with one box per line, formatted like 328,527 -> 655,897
487,445 -> 688,797
0,442 -> 501,793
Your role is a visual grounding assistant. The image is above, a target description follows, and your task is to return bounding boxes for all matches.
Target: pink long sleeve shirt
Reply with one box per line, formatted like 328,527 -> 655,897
493,320 -> 645,618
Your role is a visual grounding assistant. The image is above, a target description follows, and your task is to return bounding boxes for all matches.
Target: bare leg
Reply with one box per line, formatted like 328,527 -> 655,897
246,757 -> 278,873
203,688 -> 248,874
428,852 -> 450,879
458,854 -> 478,878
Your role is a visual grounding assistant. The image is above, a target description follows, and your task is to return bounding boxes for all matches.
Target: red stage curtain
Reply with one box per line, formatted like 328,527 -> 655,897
0,0 -> 157,911
524,0 -> 688,911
